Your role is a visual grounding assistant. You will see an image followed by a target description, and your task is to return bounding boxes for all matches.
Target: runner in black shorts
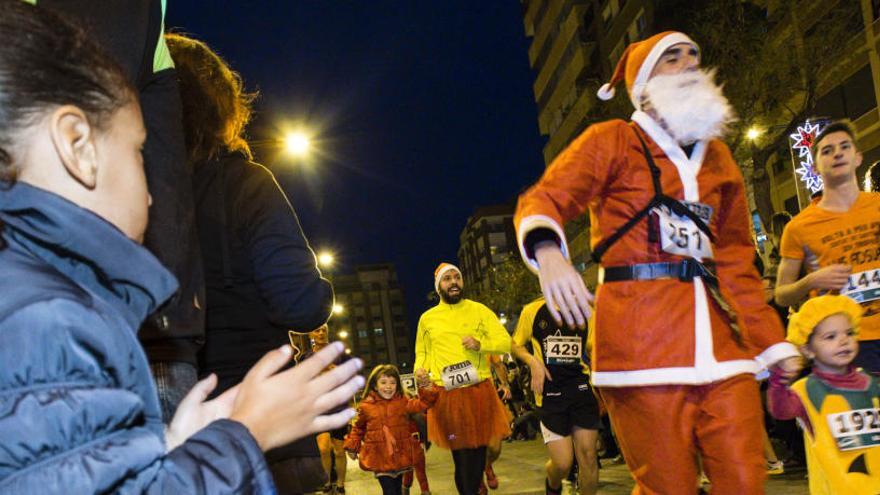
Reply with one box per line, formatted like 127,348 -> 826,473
311,325 -> 350,494
512,298 -> 599,495
329,424 -> 350,442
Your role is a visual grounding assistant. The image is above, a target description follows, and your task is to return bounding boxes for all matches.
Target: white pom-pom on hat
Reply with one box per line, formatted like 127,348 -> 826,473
597,83 -> 616,101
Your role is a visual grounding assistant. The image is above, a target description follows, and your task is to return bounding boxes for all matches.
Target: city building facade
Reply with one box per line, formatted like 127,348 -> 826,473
457,203 -> 518,297
329,264 -> 413,371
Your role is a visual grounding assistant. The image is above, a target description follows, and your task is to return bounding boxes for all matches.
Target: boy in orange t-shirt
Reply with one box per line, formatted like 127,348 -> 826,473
777,120 -> 880,374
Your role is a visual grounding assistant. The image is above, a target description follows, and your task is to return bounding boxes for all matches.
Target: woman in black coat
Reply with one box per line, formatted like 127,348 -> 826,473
167,33 -> 334,494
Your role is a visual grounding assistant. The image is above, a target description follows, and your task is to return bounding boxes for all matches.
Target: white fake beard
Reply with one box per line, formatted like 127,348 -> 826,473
642,69 -> 735,145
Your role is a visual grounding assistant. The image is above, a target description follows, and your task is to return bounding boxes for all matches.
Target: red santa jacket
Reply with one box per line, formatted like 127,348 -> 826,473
344,387 -> 438,473
515,111 -> 797,387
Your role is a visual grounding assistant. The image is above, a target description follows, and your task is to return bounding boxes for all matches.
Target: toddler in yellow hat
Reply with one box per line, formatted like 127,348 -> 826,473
767,295 -> 879,494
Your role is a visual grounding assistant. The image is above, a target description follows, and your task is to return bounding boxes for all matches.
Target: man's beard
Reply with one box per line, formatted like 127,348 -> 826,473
642,68 -> 735,145
439,285 -> 463,304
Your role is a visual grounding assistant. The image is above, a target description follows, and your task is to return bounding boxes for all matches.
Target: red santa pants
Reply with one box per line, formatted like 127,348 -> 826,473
600,374 -> 765,495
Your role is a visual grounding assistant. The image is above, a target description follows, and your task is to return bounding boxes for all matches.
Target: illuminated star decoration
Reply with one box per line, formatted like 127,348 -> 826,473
789,120 -> 825,193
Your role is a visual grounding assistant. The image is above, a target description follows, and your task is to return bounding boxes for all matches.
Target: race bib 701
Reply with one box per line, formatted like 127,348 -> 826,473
441,360 -> 477,391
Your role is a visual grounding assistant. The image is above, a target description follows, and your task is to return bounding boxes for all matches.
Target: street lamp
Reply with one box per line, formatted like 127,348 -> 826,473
746,126 -> 764,141
332,303 -> 345,315
317,251 -> 335,268
338,330 -> 349,339
284,132 -> 311,157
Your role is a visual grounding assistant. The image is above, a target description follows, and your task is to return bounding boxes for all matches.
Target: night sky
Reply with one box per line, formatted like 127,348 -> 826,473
166,2 -> 546,333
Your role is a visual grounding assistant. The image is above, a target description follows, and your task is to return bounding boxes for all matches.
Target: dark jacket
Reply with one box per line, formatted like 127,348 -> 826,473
0,182 -> 273,493
194,152 -> 333,461
38,0 -> 205,364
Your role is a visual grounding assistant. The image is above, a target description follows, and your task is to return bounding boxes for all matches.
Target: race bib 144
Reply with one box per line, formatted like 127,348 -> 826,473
842,268 -> 880,304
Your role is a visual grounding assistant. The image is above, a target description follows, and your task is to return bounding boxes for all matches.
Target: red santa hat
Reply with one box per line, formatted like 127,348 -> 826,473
596,31 -> 699,109
434,262 -> 461,293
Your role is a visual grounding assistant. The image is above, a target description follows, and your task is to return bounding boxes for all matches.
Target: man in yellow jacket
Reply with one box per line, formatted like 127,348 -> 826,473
415,263 -> 511,495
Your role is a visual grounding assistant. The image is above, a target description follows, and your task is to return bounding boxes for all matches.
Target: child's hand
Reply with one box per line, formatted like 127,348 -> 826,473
166,374 -> 238,450
416,372 -> 432,388
347,451 -> 358,460
776,356 -> 804,383
230,342 -> 364,451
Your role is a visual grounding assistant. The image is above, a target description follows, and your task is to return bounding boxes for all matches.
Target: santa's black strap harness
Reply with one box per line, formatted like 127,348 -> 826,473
593,127 -> 742,343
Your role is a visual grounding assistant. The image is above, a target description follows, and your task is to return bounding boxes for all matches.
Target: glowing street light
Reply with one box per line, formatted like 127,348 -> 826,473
746,126 -> 763,141
332,303 -> 345,315
284,132 -> 311,156
317,251 -> 335,268
338,330 -> 349,339
345,348 -> 352,355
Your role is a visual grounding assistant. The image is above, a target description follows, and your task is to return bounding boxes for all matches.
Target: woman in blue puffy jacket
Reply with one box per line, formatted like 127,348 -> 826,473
0,2 -> 363,493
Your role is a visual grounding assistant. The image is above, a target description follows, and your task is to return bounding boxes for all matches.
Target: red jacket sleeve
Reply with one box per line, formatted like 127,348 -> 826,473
767,370 -> 811,433
405,386 -> 439,413
343,405 -> 368,452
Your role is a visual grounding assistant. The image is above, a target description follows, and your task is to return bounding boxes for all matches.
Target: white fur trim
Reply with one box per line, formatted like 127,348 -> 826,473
629,32 -> 698,110
591,359 -> 760,387
631,111 -> 706,202
755,342 -> 800,370
516,215 -> 570,274
597,83 -> 615,101
434,264 -> 461,293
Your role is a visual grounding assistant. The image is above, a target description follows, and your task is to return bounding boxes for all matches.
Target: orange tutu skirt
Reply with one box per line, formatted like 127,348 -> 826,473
427,379 -> 511,450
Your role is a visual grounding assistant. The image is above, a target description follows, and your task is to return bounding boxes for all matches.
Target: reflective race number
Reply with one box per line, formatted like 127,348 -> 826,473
655,203 -> 714,260
842,269 -> 880,304
827,407 -> 880,451
441,360 -> 477,390
544,335 -> 581,365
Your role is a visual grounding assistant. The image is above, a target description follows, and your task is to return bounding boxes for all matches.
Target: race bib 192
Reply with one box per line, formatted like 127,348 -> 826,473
441,360 -> 477,391
827,407 -> 880,451
842,268 -> 880,304
654,202 -> 714,260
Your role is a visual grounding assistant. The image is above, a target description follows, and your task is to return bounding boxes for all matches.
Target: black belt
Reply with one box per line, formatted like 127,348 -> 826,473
601,259 -> 743,345
602,259 -> 708,283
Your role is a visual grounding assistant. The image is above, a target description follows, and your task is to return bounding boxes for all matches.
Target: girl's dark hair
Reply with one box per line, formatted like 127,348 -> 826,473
165,33 -> 256,164
363,364 -> 403,401
0,0 -> 134,181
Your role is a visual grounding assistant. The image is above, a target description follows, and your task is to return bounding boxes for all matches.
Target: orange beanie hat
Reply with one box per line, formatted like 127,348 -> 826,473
596,31 -> 698,109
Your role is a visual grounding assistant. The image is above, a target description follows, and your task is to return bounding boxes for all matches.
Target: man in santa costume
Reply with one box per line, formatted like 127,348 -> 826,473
514,31 -> 802,493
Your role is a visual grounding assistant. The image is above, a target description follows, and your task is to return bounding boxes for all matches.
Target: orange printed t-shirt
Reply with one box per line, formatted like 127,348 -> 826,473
780,192 -> 880,341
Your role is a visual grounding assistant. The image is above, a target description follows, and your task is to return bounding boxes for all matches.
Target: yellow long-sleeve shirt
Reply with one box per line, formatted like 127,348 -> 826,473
415,299 -> 511,387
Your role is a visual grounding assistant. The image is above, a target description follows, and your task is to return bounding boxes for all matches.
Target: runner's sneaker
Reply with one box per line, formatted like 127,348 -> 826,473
545,478 -> 562,495
766,460 -> 785,475
485,464 -> 499,489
